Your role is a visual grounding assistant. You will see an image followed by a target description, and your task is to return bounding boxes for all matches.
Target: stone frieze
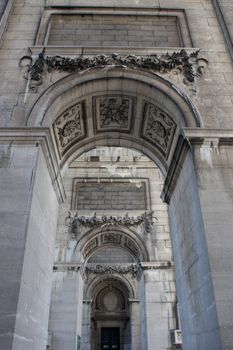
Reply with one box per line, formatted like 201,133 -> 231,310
70,212 -> 155,233
86,264 -> 140,278
24,50 -> 208,89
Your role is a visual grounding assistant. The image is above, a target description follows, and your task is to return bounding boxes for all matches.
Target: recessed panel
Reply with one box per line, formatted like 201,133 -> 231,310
48,14 -> 181,48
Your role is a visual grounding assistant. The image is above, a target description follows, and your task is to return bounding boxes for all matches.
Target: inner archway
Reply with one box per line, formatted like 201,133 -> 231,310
49,146 -> 177,350
89,278 -> 130,350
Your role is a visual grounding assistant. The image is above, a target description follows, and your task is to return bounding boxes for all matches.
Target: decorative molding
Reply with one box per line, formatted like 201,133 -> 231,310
53,102 -> 86,156
24,50 -> 208,89
161,134 -> 190,204
53,263 -> 82,272
211,0 -> 233,62
93,95 -> 134,133
0,128 -> 65,203
86,264 -> 140,278
140,261 -> 173,270
69,212 -> 155,234
0,0 -> 14,42
142,102 -> 177,159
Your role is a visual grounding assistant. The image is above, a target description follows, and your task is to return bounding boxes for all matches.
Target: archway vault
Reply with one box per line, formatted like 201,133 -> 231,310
27,68 -> 202,174
73,226 -> 150,264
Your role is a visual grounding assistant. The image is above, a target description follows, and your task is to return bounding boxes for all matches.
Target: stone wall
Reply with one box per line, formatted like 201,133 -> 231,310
74,181 -> 147,211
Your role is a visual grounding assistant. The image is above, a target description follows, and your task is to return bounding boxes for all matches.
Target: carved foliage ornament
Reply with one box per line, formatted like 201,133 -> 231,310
86,264 -> 140,278
142,103 -> 177,158
25,50 -> 208,88
53,102 -> 85,155
70,211 -> 155,233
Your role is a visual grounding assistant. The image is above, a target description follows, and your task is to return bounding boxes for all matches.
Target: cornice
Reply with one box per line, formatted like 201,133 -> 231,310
211,0 -> 233,63
0,127 -> 66,203
162,128 -> 233,203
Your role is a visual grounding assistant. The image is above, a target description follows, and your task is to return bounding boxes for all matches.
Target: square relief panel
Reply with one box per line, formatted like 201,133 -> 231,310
93,95 -> 135,133
53,102 -> 86,157
141,102 -> 177,159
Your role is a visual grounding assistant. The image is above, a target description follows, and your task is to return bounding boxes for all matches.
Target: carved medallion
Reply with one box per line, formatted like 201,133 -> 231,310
142,103 -> 177,158
53,103 -> 85,156
93,96 -> 134,133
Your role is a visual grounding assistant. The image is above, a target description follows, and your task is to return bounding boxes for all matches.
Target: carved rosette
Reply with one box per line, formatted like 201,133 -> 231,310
53,103 -> 85,156
142,103 -> 177,159
94,96 -> 134,133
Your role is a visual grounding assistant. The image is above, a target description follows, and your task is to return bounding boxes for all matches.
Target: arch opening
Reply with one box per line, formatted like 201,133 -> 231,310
27,69 -> 202,176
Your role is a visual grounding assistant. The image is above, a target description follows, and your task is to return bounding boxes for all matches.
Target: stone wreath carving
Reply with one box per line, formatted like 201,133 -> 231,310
24,50 -> 207,88
53,102 -> 85,153
86,264 -> 140,278
69,211 -> 156,234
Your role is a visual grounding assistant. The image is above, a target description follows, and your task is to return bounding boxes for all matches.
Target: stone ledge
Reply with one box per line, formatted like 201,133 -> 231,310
29,46 -> 199,57
141,261 -> 174,269
183,128 -> 233,145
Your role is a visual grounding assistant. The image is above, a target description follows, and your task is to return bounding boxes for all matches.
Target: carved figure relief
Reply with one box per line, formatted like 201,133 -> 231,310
53,103 -> 85,155
94,96 -> 134,132
142,103 -> 177,158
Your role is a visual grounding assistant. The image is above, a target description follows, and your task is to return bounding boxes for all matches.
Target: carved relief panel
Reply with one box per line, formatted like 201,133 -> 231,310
83,232 -> 140,260
141,102 -> 177,159
53,102 -> 86,156
93,95 -> 135,133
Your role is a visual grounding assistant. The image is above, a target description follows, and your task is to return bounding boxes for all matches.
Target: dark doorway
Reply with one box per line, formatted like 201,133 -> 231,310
101,327 -> 120,350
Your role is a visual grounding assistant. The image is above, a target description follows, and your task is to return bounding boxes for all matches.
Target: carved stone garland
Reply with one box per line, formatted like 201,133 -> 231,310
86,264 -> 140,278
25,50 -> 208,89
69,212 -> 156,235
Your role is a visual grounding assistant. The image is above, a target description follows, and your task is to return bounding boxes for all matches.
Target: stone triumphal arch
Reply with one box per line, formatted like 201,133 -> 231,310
1,2 -> 233,350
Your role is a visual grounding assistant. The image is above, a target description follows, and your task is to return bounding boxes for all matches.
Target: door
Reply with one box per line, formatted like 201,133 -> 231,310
101,327 -> 120,350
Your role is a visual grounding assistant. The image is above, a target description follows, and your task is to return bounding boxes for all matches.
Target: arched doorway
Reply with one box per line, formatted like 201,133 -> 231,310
90,278 -> 130,350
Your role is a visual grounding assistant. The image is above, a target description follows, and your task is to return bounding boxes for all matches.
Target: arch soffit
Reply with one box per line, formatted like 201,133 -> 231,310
26,69 -> 202,173
84,274 -> 136,300
27,69 -> 201,128
74,226 -> 150,263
